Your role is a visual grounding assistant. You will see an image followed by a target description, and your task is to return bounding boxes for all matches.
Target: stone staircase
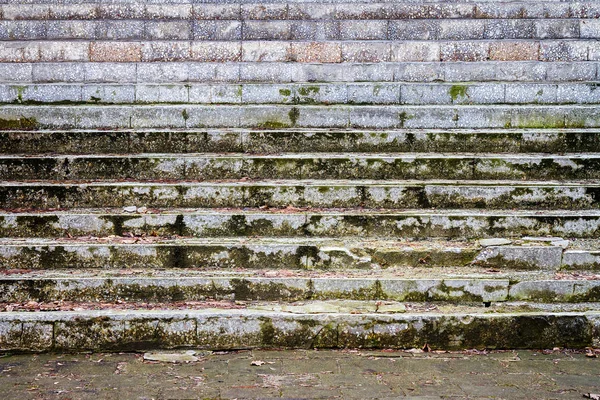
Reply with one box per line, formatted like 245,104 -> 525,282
1,0 -> 600,352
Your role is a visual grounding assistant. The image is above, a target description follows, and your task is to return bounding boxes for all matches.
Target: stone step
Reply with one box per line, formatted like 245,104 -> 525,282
3,209 -> 600,239
5,82 -> 600,105
1,40 -> 600,63
3,153 -> 600,181
2,62 -> 596,84
2,2 -> 599,21
1,304 -> 598,352
2,181 -> 599,210
0,19 -> 591,41
0,236 -> 595,270
3,129 -> 600,155
1,268 -> 599,303
2,104 -> 600,129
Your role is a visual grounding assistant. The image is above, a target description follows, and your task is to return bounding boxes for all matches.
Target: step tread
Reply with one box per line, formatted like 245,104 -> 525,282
1,267 -> 597,281
5,152 -> 600,158
3,179 -> 600,186
3,207 -> 600,216
2,302 -> 600,316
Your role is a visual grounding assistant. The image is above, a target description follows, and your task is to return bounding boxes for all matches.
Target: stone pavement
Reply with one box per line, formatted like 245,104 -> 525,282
1,349 -> 599,399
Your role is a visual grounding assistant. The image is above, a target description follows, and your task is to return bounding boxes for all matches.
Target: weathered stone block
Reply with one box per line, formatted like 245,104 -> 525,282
489,41 -> 539,61
90,41 -> 141,62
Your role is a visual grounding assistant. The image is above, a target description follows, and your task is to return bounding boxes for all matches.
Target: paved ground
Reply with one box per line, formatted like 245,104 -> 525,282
1,349 -> 599,399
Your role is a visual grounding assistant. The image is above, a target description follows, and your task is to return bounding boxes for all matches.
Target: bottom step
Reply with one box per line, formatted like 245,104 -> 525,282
1,303 -> 599,352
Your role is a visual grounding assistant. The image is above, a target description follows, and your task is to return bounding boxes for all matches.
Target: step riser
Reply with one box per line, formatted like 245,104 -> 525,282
0,20 -> 590,41
4,83 -> 600,105
4,130 -> 600,154
2,105 -> 599,129
2,277 -> 598,303
4,156 -> 600,181
2,62 -> 596,84
2,40 -> 600,64
0,311 -> 596,352
4,213 -> 600,239
0,243 -> 588,271
2,3 -> 598,21
2,185 -> 598,210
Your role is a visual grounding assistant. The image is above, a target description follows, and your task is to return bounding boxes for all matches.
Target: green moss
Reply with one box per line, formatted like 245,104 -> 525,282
256,120 -> 291,129
181,109 -> 189,121
279,89 -> 292,97
449,85 -> 468,102
0,117 -> 38,130
298,86 -> 320,96
288,107 -> 300,126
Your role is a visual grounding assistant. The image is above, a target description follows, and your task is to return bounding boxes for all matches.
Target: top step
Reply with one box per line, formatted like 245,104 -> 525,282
1,1 -> 600,20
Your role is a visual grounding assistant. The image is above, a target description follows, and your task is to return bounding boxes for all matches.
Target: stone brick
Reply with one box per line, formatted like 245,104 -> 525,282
536,20 -> 580,39
557,84 -> 600,104
395,63 -> 443,82
43,41 -> 90,62
193,4 -> 240,20
32,63 -> 85,83
137,63 -> 189,83
443,62 -> 496,81
189,63 -> 240,82
97,4 -> 145,20
46,20 -> 95,40
288,4 -> 336,20
1,4 -> 49,20
242,41 -> 290,62
347,83 -> 399,104
14,84 -> 82,103
342,42 -> 391,62
540,41 -> 588,62
192,20 -> 241,40
49,4 -> 98,20
581,19 -> 600,39
0,21 -> 47,40
0,42 -> 40,62
545,62 -> 597,81
145,21 -> 192,40
439,20 -> 485,40
401,84 -> 449,105
392,42 -> 440,62
211,84 -> 243,104
136,84 -> 188,103
291,42 -> 341,63
505,84 -> 558,104
188,85 -> 211,103
0,63 -> 32,82
339,20 -> 387,40
290,21 -> 339,40
241,4 -> 287,20
143,42 -> 191,62
240,63 -> 291,83
146,4 -> 192,19
82,84 -> 135,103
242,84 -> 293,104
489,42 -> 539,61
131,107 -> 187,128
95,20 -> 145,40
90,42 -> 141,62
388,20 -> 439,40
243,20 -> 291,40
494,62 -> 546,82
441,42 -> 489,62
186,106 -> 242,128
484,20 -> 536,39
344,63 -> 395,82
85,63 -> 136,83
290,63 -> 345,82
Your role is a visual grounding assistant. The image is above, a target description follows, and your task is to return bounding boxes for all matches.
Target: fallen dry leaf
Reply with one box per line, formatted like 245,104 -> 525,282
251,360 -> 266,366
